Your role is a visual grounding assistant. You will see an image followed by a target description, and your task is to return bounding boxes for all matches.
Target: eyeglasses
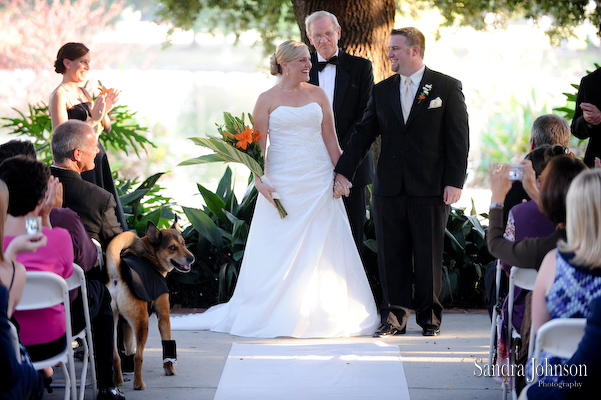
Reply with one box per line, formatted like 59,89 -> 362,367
311,31 -> 335,41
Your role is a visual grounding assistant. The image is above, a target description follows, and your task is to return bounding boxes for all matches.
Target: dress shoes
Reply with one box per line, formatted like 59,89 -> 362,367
373,323 -> 406,338
422,327 -> 440,337
97,387 -> 126,400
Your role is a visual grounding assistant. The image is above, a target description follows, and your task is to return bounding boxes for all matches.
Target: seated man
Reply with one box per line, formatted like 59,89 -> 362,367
0,139 -> 97,273
50,120 -> 123,250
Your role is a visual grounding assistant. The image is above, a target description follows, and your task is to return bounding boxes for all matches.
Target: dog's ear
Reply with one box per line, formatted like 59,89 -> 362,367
146,221 -> 162,245
170,214 -> 180,232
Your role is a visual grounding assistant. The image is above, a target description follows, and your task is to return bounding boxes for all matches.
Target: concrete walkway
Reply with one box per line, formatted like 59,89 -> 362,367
45,309 -> 501,399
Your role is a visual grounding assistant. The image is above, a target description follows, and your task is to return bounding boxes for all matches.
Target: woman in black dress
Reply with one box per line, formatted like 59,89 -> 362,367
49,42 -> 127,230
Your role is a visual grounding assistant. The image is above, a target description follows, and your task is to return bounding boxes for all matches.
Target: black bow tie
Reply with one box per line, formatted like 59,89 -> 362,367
317,55 -> 339,72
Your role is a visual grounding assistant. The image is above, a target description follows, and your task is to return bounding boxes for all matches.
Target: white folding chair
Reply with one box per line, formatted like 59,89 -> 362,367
489,260 -> 503,367
91,238 -> 104,270
504,266 -> 538,400
16,271 -> 77,400
531,318 -> 587,380
67,264 -> 97,400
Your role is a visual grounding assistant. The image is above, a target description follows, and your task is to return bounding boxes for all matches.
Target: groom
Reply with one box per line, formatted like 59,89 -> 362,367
306,10 -> 374,255
335,28 -> 469,337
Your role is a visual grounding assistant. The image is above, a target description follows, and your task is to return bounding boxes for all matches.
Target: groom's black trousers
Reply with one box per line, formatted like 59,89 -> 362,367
373,191 -> 447,330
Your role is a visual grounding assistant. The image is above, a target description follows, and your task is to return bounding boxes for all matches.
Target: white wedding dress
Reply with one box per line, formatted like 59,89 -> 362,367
171,102 -> 379,338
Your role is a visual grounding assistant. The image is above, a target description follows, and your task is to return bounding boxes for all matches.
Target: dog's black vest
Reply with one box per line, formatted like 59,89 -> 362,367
120,254 -> 169,303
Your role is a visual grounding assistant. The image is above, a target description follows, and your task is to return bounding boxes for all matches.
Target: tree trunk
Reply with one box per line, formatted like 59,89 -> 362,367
292,0 -> 395,165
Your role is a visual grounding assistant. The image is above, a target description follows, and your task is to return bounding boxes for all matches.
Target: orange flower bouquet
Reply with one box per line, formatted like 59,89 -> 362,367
181,112 -> 288,218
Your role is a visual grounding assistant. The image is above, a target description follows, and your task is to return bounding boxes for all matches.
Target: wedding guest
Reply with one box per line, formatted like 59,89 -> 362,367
171,39 -> 379,338
0,157 -> 73,381
0,178 -> 47,399
494,145 -> 568,385
484,115 -> 571,318
334,27 -> 470,337
571,67 -> 601,167
306,10 -> 374,255
528,168 -> 601,384
50,120 -> 123,250
0,139 -> 98,274
488,155 -> 585,270
0,156 -> 125,400
0,179 -> 48,318
49,42 -> 127,230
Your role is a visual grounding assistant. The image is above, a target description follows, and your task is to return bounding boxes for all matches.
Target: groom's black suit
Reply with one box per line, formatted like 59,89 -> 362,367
309,50 -> 374,253
335,67 -> 469,330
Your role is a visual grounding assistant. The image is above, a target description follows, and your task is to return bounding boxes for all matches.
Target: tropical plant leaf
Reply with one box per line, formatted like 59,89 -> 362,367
183,206 -> 224,249
188,137 -> 264,176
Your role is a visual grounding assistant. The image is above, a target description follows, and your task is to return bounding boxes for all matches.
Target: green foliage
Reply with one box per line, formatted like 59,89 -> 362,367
441,205 -> 493,307
429,0 -> 601,45
155,0 -> 297,55
476,92 -> 548,186
169,167 -> 257,308
0,103 -> 54,163
116,172 -> 176,235
0,94 -> 155,164
554,63 -> 601,121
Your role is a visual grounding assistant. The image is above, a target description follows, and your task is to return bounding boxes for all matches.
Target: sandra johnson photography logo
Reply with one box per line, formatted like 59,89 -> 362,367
473,358 -> 587,385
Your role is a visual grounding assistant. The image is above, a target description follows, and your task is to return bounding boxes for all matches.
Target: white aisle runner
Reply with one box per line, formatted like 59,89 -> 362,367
214,341 -> 410,399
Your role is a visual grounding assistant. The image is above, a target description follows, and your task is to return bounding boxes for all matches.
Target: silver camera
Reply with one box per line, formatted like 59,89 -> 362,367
508,164 -> 524,181
24,216 -> 42,235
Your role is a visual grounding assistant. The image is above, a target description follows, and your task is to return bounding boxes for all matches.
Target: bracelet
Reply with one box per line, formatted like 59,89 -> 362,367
489,202 -> 503,210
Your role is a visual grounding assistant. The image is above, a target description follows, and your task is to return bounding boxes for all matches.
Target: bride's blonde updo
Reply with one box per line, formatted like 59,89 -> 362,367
269,40 -> 308,76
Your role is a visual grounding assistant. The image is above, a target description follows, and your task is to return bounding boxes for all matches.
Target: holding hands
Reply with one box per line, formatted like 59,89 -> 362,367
333,173 -> 352,199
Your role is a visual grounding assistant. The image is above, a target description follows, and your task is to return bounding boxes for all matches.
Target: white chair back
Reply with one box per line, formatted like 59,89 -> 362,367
16,271 -> 77,400
66,264 -> 98,400
532,318 -> 586,372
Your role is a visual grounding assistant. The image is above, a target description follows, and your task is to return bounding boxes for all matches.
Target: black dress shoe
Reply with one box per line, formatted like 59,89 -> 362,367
422,327 -> 440,337
373,323 -> 406,337
97,387 -> 126,400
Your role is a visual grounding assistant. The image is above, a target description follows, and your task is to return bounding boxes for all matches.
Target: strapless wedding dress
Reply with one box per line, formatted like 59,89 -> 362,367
171,102 -> 379,338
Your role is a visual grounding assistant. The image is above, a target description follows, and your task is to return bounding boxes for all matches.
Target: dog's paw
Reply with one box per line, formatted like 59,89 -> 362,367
164,361 -> 177,376
133,380 -> 146,391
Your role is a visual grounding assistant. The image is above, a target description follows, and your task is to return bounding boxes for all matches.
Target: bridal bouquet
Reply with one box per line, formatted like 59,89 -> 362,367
181,112 -> 288,218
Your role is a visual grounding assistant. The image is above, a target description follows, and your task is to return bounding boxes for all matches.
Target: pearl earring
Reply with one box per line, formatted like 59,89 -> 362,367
286,70 -> 288,76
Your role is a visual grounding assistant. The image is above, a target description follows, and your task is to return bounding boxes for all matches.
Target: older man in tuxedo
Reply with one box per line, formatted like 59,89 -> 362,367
306,10 -> 374,255
50,120 -> 123,250
335,27 -> 469,337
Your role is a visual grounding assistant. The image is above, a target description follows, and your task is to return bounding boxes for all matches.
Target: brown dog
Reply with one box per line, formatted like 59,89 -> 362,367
106,217 -> 194,390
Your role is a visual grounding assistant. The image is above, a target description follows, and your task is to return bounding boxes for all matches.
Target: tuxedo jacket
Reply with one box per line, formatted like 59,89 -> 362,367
571,67 -> 601,167
336,67 -> 469,197
51,166 -> 122,248
309,50 -> 374,187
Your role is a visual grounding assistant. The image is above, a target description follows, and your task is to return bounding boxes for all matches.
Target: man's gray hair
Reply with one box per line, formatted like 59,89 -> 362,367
531,114 -> 570,148
305,10 -> 340,36
51,120 -> 94,165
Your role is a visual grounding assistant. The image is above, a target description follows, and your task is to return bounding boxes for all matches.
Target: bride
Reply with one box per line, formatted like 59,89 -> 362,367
171,40 -> 379,338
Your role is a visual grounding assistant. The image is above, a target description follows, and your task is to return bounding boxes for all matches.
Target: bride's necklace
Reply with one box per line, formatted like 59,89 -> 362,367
279,84 -> 302,93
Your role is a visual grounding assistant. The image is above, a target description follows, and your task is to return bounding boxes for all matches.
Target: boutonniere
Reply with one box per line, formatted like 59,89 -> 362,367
417,83 -> 433,104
